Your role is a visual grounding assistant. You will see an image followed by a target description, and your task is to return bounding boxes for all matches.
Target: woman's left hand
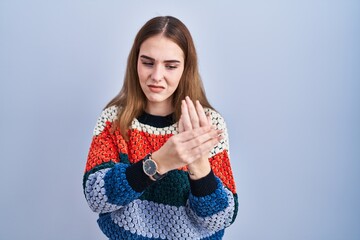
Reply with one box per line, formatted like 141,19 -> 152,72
179,96 -> 221,179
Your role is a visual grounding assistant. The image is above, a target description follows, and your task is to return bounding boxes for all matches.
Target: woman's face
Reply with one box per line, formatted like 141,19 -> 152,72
137,34 -> 184,115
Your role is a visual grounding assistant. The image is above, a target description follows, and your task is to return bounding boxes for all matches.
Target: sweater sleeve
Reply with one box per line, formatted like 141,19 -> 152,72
82,106 -> 152,214
186,109 -> 238,231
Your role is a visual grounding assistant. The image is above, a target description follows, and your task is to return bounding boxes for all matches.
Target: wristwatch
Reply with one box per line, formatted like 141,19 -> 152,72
142,154 -> 166,181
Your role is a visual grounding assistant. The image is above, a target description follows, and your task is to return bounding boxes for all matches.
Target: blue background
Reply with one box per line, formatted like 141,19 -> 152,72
1,0 -> 359,239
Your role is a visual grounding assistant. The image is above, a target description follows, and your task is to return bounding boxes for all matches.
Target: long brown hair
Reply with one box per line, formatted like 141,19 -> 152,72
106,16 -> 213,139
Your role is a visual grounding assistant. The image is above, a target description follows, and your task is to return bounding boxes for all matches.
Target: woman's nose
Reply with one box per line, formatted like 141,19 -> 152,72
151,64 -> 164,81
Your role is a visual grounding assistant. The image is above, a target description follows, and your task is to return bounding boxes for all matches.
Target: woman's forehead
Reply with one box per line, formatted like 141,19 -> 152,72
139,35 -> 184,61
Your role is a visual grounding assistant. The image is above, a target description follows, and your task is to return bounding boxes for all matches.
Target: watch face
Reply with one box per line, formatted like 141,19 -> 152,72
143,159 -> 157,176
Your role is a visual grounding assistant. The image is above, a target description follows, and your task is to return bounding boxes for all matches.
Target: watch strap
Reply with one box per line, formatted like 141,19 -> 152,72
151,171 -> 165,181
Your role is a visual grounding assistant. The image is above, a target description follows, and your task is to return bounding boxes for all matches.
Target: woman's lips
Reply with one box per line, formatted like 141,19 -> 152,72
148,85 -> 164,93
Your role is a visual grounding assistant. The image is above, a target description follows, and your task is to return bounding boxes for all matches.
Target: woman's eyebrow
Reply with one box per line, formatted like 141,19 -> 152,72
140,55 -> 181,63
140,55 -> 154,61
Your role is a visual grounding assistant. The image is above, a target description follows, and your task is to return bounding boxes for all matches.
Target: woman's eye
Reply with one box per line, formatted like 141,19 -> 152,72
166,65 -> 177,70
142,62 -> 153,67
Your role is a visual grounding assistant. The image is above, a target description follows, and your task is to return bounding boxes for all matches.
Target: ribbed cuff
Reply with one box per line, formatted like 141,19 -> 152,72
189,170 -> 218,197
125,160 -> 153,192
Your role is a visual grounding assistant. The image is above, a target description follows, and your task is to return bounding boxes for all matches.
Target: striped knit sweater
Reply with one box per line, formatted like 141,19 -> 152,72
83,106 -> 238,240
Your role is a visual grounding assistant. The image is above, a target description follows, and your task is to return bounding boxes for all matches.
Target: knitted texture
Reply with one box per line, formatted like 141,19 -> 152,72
188,177 -> 229,218
104,163 -> 143,205
83,106 -> 238,239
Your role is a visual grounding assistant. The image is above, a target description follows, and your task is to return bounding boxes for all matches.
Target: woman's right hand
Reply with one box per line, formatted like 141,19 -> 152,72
151,117 -> 222,175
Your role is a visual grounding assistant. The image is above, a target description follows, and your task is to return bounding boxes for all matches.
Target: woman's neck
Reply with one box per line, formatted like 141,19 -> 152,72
145,101 -> 173,116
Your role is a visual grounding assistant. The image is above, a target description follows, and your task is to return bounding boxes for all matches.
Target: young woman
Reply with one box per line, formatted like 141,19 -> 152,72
83,16 -> 238,240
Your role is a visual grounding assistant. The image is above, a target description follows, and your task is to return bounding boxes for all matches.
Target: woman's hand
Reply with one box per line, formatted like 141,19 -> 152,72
180,97 -> 222,179
152,97 -> 222,179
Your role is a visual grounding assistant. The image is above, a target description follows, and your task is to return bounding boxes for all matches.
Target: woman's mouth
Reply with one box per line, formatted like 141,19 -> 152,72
148,85 -> 165,93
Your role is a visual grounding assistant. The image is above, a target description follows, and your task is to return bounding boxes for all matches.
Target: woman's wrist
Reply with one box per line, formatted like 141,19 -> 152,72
151,151 -> 168,175
187,157 -> 211,180
188,169 -> 218,197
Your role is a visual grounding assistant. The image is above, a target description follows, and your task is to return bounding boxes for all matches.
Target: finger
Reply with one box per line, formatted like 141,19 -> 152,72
181,100 -> 192,131
178,115 -> 185,133
196,100 -> 208,127
188,135 -> 222,161
182,128 -> 223,149
175,125 -> 213,142
185,96 -> 200,129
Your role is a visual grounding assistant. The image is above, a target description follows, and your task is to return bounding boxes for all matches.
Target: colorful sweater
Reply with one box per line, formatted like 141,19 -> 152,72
83,106 -> 238,240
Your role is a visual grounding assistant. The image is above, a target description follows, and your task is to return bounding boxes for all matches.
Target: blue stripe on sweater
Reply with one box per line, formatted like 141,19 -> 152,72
98,212 -> 225,240
189,177 -> 229,218
104,163 -> 142,206
98,213 -> 157,240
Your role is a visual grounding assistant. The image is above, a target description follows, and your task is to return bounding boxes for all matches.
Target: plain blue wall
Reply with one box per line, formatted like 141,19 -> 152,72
1,0 -> 359,239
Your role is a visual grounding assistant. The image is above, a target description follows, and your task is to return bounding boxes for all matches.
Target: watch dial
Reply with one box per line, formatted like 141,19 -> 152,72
144,160 -> 157,175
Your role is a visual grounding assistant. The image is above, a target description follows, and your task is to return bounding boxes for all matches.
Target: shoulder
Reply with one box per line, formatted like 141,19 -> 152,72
204,108 -> 227,130
204,108 -> 231,154
93,105 -> 119,136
